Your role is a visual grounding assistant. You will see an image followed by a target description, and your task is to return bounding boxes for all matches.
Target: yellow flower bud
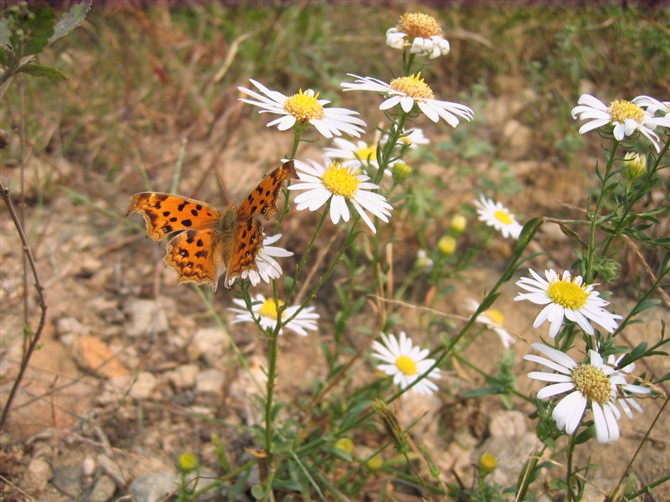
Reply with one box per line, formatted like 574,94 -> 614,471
437,235 -> 457,255
479,451 -> 497,474
334,438 -> 354,455
177,453 -> 199,473
623,152 -> 646,181
366,453 -> 383,471
450,214 -> 467,234
392,161 -> 413,183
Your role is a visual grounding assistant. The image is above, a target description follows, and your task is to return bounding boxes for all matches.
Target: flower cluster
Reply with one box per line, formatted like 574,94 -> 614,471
516,267 -> 650,443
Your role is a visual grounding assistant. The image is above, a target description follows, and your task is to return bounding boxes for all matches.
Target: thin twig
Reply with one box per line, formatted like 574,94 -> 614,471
0,182 -> 48,429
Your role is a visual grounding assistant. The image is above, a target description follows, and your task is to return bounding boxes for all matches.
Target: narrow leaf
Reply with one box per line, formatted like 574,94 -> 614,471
49,0 -> 92,43
17,63 -> 68,80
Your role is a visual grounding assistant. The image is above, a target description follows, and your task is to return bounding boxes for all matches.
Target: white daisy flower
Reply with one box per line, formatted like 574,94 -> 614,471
632,95 -> 670,117
474,195 -> 523,240
288,157 -> 393,233
386,12 -> 450,59
229,294 -> 319,336
607,354 -> 651,419
342,73 -> 474,128
465,299 -> 515,349
323,138 -> 379,169
227,233 -> 292,288
571,94 -> 668,152
524,343 -> 648,443
371,332 -> 441,395
381,128 -> 431,150
515,269 -> 622,338
238,79 -> 366,138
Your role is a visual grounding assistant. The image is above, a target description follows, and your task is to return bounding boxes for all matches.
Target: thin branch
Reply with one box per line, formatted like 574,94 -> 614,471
0,182 -> 48,429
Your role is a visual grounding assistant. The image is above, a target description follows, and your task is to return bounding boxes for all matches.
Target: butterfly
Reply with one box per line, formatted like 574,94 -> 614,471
126,160 -> 296,292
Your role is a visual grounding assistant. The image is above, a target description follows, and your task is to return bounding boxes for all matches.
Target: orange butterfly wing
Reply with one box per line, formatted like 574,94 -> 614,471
223,161 -> 297,286
164,226 -> 227,291
237,160 -> 297,219
127,193 -> 228,290
126,193 -> 222,241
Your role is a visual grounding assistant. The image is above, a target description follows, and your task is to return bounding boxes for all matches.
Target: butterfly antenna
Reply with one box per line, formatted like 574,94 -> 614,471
216,173 -> 232,206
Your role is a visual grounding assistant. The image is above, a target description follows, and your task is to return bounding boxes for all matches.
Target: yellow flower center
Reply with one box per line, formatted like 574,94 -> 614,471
284,90 -> 324,122
389,73 -> 435,100
546,279 -> 589,310
397,12 -> 442,39
494,209 -> 513,225
395,355 -> 418,376
609,99 -> 645,124
355,145 -> 377,162
572,364 -> 612,405
322,162 -> 361,197
258,298 -> 285,320
485,309 -> 505,327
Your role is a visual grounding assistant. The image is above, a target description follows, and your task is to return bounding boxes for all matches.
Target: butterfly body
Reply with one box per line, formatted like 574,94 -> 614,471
127,160 -> 296,291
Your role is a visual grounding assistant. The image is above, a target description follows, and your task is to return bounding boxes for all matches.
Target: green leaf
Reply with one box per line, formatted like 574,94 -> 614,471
17,63 -> 68,80
19,5 -> 56,57
49,0 -> 92,43
575,425 -> 594,444
341,400 -> 370,430
250,484 -> 264,499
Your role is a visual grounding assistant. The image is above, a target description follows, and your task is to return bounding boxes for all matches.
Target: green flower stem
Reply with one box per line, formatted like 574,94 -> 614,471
285,206 -> 330,305
566,433 -> 577,502
189,459 -> 257,499
263,295 -> 284,482
515,446 -> 546,501
375,113 -> 409,183
275,128 -> 303,230
584,139 -> 619,283
453,352 -> 533,403
396,218 -> 544,400
611,255 -> 669,336
600,135 -> 670,259
403,50 -> 417,76
295,218 -> 544,458
285,213 -> 362,326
